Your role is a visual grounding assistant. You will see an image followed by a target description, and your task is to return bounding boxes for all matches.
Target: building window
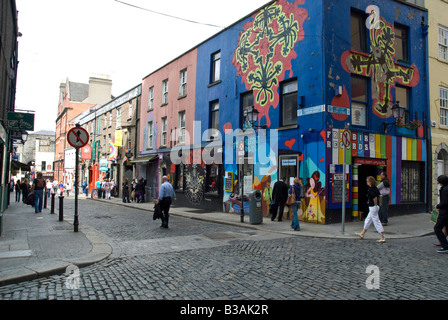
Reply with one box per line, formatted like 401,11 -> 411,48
147,121 -> 153,149
161,117 -> 167,147
210,101 -> 219,139
148,86 -> 154,111
281,80 -> 298,126
211,51 -> 221,83
394,24 -> 409,62
439,25 -> 448,62
109,112 -> 112,127
440,86 -> 448,126
401,161 -> 424,202
42,161 -> 46,172
179,69 -> 187,98
241,91 -> 254,129
162,79 -> 169,106
96,116 -> 101,134
351,10 -> 367,53
178,111 -> 186,144
116,107 -> 121,129
395,85 -> 410,123
351,76 -> 368,127
128,103 -> 132,119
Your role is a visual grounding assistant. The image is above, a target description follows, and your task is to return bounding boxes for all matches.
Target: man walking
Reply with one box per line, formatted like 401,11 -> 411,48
435,175 -> 448,253
378,171 -> 390,226
157,176 -> 176,228
271,176 -> 288,221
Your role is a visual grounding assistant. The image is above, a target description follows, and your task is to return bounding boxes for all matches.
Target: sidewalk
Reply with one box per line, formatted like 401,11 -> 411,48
0,195 -> 112,286
0,193 -> 435,286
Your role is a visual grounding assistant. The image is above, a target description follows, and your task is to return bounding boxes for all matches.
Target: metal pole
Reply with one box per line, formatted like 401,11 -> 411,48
342,150 -> 346,233
240,160 -> 244,223
74,147 -> 79,232
51,193 -> 55,214
58,195 -> 64,221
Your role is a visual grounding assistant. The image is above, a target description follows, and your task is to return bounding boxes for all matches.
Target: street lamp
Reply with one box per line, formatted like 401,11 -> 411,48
246,106 -> 267,129
21,131 -> 28,144
383,101 -> 406,134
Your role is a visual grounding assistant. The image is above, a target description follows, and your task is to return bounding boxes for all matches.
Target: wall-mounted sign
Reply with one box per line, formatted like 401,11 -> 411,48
6,112 -> 35,131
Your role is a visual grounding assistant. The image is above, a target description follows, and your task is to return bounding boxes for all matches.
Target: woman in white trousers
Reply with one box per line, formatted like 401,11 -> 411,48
356,176 -> 386,243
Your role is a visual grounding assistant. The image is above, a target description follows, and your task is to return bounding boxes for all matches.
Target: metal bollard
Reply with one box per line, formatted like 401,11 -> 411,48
44,192 -> 47,209
58,195 -> 64,221
51,193 -> 55,214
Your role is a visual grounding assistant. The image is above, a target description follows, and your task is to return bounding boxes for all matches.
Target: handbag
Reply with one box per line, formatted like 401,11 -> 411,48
286,187 -> 296,206
153,202 -> 162,220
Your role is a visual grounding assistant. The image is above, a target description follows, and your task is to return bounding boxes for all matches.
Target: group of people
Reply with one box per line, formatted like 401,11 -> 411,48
263,171 -> 392,240
121,178 -> 146,203
264,176 -> 304,231
14,172 -> 47,213
95,179 -> 116,200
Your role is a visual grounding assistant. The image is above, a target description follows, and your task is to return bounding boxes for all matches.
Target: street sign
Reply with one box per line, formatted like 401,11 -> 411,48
7,112 -> 35,131
342,130 -> 351,148
67,127 -> 89,149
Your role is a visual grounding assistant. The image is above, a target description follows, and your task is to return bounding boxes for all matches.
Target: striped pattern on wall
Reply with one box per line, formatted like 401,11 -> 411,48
326,130 -> 426,209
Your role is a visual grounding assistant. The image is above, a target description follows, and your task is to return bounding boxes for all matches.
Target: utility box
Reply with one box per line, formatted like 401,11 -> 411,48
248,190 -> 263,224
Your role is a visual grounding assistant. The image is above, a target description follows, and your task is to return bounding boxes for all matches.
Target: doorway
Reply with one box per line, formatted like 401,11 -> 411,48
357,165 -> 379,218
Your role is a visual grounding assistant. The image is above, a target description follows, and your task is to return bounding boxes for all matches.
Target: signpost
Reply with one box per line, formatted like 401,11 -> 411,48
341,129 -> 350,233
67,125 -> 89,232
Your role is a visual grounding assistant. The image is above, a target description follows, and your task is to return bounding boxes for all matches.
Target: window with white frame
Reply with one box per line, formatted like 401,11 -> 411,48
128,103 -> 132,119
162,79 -> 169,105
178,111 -> 186,144
179,69 -> 187,98
109,112 -> 112,127
440,86 -> 448,126
211,51 -> 221,83
116,107 -> 121,129
148,87 -> 154,111
439,25 -> 448,62
147,121 -> 153,149
161,117 -> 167,147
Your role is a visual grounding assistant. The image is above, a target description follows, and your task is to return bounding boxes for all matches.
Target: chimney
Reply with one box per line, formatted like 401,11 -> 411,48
84,73 -> 112,105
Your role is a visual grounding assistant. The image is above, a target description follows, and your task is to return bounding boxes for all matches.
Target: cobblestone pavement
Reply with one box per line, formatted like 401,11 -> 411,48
0,198 -> 447,301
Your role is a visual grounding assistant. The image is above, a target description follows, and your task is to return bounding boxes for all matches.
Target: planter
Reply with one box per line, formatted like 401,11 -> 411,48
396,126 -> 416,137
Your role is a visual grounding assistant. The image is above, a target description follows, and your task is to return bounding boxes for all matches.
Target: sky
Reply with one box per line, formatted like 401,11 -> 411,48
14,0 -> 271,133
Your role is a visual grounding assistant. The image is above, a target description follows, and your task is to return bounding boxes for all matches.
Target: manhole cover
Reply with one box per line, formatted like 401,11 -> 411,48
203,232 -> 238,240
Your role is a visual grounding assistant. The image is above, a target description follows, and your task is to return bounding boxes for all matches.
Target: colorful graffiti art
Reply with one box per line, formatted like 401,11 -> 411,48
341,17 -> 419,118
232,0 -> 308,127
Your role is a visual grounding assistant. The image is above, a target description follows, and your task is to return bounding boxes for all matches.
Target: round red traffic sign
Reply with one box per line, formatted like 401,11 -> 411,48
67,127 -> 89,149
342,130 -> 351,148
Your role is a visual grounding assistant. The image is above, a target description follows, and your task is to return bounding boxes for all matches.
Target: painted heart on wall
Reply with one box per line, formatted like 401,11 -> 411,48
285,138 -> 296,150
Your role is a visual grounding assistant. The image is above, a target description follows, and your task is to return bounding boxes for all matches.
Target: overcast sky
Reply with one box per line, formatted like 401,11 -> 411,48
15,0 -> 270,132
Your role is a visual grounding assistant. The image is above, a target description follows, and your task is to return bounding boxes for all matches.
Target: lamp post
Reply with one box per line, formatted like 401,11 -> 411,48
383,101 -> 406,134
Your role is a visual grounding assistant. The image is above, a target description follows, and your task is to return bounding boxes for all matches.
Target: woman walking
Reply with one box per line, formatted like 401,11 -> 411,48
356,176 -> 386,243
434,175 -> 448,253
289,178 -> 302,231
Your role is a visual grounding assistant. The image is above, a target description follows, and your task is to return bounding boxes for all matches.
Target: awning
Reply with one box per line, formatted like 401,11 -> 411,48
11,160 -> 31,171
130,155 -> 159,164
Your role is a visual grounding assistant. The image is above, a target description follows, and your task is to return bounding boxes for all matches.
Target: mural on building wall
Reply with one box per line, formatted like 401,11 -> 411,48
232,0 -> 308,127
341,17 -> 420,118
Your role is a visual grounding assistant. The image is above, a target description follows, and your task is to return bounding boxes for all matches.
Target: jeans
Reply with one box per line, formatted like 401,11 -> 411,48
34,190 -> 44,213
160,197 -> 172,227
379,195 -> 390,223
290,203 -> 301,230
434,214 -> 448,250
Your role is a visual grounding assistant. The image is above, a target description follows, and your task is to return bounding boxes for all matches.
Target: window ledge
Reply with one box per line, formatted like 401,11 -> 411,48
178,94 -> 187,100
160,103 -> 168,107
207,80 -> 221,88
278,124 -> 298,131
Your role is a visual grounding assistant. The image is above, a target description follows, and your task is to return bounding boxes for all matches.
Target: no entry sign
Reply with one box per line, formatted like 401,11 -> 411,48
67,126 -> 89,149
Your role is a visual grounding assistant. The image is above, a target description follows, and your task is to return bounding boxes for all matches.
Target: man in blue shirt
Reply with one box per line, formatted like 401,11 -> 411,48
157,176 -> 176,228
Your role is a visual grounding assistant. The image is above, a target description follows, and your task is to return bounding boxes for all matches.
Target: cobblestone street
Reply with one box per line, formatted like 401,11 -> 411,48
0,198 -> 447,302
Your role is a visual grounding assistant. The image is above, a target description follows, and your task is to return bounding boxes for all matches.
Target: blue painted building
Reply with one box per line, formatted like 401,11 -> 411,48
187,0 -> 429,223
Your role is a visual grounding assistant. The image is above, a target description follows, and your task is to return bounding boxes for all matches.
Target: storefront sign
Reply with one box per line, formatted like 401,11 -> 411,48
354,158 -> 386,166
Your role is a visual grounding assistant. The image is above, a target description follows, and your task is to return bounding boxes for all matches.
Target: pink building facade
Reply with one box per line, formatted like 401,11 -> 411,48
136,48 -> 197,200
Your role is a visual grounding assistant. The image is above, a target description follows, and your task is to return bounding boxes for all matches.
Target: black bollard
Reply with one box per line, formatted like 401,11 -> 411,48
51,193 -> 55,214
58,195 -> 64,221
44,192 -> 47,209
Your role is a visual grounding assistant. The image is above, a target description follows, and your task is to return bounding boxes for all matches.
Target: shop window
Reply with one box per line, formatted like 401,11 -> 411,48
175,164 -> 184,191
401,161 -> 424,202
206,163 -> 219,194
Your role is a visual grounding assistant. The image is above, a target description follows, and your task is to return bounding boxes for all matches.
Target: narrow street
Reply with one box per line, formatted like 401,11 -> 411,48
0,197 -> 446,303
